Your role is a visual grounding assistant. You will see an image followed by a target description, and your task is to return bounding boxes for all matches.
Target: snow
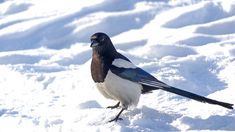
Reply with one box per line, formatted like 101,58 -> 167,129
0,0 -> 235,131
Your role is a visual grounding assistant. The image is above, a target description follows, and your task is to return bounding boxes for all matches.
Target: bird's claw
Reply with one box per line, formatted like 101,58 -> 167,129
108,117 -> 123,123
106,102 -> 120,109
107,105 -> 120,109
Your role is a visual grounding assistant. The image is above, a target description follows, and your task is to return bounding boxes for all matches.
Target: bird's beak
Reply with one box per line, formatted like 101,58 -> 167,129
90,40 -> 99,47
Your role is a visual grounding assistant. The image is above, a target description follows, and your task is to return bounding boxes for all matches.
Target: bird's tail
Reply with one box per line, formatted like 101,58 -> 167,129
140,79 -> 233,109
163,86 -> 233,109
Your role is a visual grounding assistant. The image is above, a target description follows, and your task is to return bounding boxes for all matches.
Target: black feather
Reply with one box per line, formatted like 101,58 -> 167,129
140,79 -> 233,109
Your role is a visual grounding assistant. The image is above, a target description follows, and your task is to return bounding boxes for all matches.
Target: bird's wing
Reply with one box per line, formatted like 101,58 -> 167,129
110,58 -> 170,89
110,63 -> 171,89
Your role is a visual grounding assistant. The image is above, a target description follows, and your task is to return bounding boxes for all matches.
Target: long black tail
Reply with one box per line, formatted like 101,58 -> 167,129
163,86 -> 233,109
141,79 -> 233,109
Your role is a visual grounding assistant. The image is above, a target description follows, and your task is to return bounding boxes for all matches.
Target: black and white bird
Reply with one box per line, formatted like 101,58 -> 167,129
90,32 -> 233,122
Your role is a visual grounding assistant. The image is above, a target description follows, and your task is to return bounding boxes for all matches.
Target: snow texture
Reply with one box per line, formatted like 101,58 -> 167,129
0,0 -> 235,131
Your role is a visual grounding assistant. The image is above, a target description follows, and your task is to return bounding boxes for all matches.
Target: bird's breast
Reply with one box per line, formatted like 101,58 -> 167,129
95,82 -> 116,99
91,53 -> 110,82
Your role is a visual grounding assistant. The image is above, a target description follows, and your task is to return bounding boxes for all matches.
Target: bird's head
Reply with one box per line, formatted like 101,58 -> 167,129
90,32 -> 116,55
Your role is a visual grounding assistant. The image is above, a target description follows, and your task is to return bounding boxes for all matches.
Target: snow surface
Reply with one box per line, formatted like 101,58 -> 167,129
0,0 -> 235,131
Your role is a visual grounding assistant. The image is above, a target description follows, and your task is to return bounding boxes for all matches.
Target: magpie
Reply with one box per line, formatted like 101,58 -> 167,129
90,32 -> 233,122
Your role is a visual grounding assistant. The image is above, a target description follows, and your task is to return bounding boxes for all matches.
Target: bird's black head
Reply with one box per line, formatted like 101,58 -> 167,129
90,32 -> 116,56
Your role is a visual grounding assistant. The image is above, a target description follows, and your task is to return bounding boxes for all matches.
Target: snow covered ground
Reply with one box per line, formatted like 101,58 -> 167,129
0,0 -> 235,131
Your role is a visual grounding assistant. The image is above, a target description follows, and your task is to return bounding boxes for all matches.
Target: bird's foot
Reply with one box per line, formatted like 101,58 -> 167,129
108,108 -> 125,123
107,102 -> 120,109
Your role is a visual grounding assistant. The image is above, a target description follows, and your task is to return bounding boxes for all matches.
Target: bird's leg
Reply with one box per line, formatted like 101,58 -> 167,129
107,102 -> 120,109
108,108 -> 126,122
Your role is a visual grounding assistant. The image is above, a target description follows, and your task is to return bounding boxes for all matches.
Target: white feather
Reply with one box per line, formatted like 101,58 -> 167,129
96,83 -> 115,99
95,70 -> 142,108
112,58 -> 136,68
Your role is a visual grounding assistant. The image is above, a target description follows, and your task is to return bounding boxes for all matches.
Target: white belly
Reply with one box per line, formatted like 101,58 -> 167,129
96,70 -> 142,108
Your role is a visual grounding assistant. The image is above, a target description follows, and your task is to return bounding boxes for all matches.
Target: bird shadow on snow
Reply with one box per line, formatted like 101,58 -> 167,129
88,105 -> 235,131
88,105 -> 180,131
119,106 -> 180,131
